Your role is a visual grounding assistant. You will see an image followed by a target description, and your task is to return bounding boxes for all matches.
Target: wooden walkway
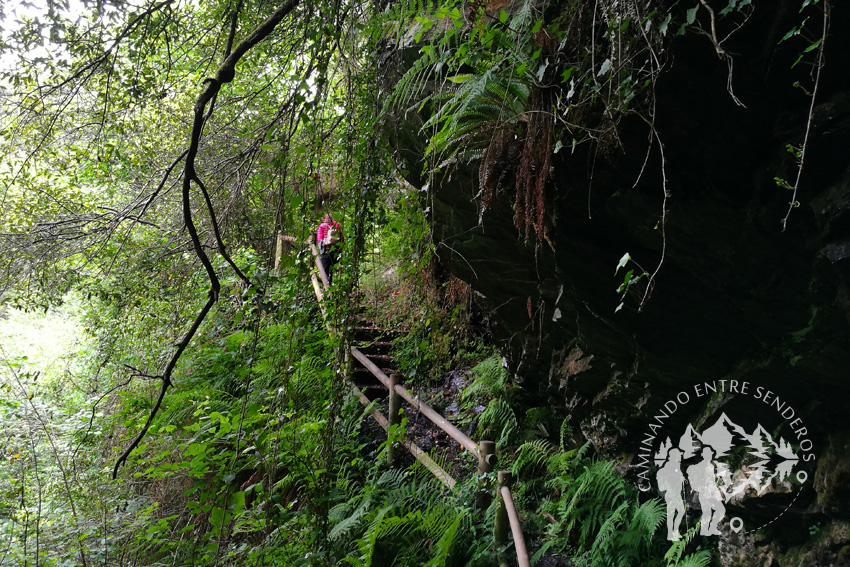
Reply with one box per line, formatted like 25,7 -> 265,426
305,240 -> 530,567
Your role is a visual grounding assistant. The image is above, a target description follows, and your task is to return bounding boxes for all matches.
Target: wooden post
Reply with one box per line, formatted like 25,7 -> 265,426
351,385 -> 456,490
476,440 -> 496,509
387,373 -> 401,466
274,231 -> 284,273
495,471 -> 511,547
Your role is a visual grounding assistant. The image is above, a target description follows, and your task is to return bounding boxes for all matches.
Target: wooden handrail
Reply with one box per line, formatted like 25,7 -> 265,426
310,242 -> 330,288
500,486 -> 530,567
496,471 -> 530,567
351,386 -> 457,489
305,243 -> 529,560
310,273 -> 327,319
350,347 -> 478,454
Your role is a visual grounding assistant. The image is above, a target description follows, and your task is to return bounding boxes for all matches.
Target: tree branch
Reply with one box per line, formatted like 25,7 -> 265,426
112,0 -> 301,479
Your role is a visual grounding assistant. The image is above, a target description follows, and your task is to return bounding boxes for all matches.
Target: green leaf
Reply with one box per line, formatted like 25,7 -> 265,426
780,19 -> 807,42
719,0 -> 737,16
617,269 -> 634,293
184,442 -> 207,457
209,507 -> 231,529
615,253 -> 631,275
686,5 -> 699,24
228,491 -> 246,516
803,37 -> 823,53
499,9 -> 508,24
446,74 -> 472,84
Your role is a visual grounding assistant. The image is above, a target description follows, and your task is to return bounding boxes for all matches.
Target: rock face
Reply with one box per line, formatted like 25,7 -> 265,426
386,0 -> 850,562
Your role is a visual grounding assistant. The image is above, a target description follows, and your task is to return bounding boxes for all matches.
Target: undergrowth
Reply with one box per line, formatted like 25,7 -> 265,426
358,191 -> 487,382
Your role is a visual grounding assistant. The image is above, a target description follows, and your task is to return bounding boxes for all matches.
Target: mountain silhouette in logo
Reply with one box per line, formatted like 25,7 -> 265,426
661,413 -> 801,497
698,413 -> 744,458
740,423 -> 782,460
677,424 -> 701,460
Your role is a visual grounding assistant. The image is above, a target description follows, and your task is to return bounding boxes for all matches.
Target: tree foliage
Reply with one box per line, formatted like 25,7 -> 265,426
0,0 -> 833,564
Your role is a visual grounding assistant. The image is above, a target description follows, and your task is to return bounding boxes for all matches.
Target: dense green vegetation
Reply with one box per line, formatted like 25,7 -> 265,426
0,0 -> 830,565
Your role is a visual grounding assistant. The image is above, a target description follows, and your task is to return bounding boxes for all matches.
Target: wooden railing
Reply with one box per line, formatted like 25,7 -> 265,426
305,238 -> 527,566
495,471 -> 531,567
349,384 -> 457,488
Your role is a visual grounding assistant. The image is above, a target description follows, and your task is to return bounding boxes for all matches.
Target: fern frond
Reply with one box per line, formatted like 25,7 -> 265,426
477,397 -> 517,448
671,550 -> 712,567
664,524 -> 712,567
425,511 -> 465,567
376,468 -> 408,490
512,439 -> 554,477
330,494 -> 373,541
625,498 -> 665,545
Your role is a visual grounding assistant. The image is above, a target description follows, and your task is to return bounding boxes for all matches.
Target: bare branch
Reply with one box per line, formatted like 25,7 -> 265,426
782,0 -> 830,230
112,0 -> 302,479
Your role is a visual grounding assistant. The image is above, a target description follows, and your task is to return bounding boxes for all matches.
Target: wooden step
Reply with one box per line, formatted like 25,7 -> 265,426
351,367 -> 384,382
352,328 -> 400,342
361,353 -> 394,363
354,340 -> 394,355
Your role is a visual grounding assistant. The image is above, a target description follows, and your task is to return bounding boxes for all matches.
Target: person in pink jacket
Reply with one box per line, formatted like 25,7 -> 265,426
316,213 -> 344,284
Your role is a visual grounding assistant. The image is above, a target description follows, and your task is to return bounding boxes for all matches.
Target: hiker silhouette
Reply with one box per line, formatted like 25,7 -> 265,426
686,446 -> 726,536
656,447 -> 686,541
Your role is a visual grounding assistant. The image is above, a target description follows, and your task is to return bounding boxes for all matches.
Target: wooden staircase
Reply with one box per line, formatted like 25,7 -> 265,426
350,315 -> 400,401
301,237 -> 530,566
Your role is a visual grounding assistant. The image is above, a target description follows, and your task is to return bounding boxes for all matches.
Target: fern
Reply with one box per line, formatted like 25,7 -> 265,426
335,469 -> 475,567
476,397 -> 517,448
622,499 -> 666,551
383,0 -> 540,171
330,494 -> 374,541
512,438 -> 554,477
422,67 -> 532,164
559,460 -> 628,547
559,417 -> 574,451
385,46 -> 444,114
664,525 -> 712,567
462,355 -> 509,402
534,448 -> 670,567
582,500 -> 630,566
671,552 -> 712,567
425,511 -> 464,567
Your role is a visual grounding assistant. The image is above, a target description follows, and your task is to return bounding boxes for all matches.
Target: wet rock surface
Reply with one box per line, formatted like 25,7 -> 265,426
384,2 -> 850,564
